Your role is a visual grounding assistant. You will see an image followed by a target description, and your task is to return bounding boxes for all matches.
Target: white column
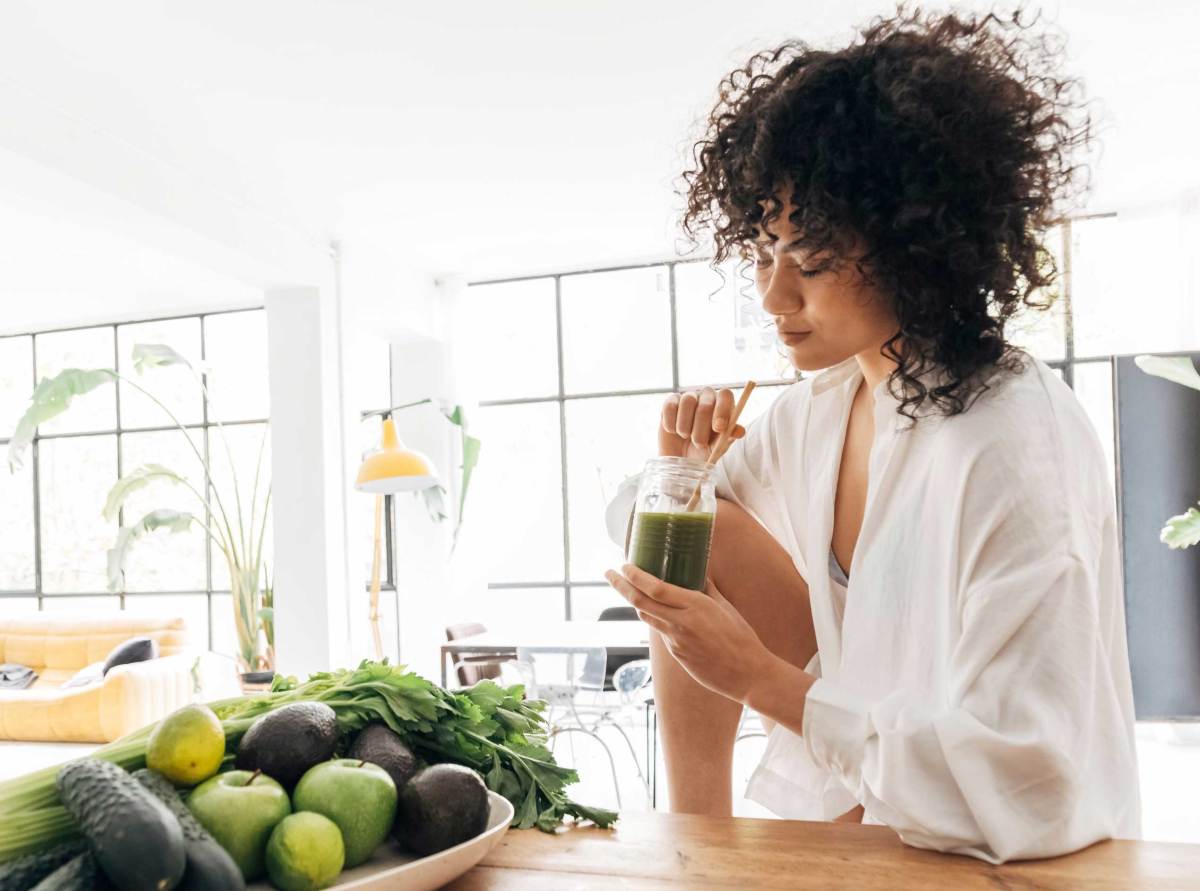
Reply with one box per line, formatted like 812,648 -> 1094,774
389,336 -> 456,681
266,286 -> 352,676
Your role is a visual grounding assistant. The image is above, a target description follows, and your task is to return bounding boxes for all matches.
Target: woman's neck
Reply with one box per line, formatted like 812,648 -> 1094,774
855,347 -> 897,396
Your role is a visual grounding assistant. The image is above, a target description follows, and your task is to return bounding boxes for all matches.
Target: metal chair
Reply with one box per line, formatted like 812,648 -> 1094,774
503,646 -> 631,807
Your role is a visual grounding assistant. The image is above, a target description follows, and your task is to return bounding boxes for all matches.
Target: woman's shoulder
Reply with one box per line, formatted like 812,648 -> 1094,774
926,352 -> 1107,481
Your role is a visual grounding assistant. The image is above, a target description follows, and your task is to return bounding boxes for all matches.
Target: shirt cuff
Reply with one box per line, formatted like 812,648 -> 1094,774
803,677 -> 874,786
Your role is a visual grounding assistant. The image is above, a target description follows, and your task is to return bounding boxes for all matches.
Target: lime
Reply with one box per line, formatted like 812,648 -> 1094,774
266,812 -> 346,891
146,703 -> 225,786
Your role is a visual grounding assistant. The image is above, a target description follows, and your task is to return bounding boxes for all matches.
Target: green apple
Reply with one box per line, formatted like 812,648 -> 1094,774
187,769 -> 291,880
293,759 -> 397,867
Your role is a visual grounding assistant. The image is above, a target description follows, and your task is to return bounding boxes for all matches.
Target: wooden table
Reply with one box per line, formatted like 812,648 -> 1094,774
440,621 -> 651,687
445,811 -> 1200,889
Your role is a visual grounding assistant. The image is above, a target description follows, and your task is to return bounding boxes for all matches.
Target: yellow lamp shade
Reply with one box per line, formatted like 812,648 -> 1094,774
355,417 -> 438,494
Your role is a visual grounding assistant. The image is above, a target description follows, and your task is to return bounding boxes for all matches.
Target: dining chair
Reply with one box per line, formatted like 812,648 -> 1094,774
445,622 -> 510,687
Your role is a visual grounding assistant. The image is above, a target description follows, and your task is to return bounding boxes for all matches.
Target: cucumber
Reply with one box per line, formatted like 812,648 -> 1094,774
0,838 -> 86,891
28,852 -> 111,891
133,770 -> 245,891
55,759 -> 186,891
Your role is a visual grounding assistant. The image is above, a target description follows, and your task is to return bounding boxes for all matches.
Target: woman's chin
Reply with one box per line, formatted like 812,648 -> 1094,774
784,342 -> 843,374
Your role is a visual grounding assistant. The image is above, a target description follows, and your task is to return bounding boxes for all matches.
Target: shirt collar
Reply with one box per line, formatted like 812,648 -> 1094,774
809,358 -> 862,396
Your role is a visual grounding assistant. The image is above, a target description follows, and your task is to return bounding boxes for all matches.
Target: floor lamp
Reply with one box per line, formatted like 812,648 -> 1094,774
354,416 -> 438,660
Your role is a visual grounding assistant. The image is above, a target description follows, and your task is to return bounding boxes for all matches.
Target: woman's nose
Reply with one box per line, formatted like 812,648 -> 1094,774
760,268 -> 801,317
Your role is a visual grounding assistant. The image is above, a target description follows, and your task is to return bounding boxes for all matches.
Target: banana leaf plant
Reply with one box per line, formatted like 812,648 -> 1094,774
7,344 -> 273,672
1134,354 -> 1200,549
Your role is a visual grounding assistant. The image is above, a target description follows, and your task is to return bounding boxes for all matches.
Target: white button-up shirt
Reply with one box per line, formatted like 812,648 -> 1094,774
712,355 -> 1140,862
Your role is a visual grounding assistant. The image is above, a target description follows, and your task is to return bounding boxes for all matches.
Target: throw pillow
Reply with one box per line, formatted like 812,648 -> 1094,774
102,636 -> 159,675
61,661 -> 105,689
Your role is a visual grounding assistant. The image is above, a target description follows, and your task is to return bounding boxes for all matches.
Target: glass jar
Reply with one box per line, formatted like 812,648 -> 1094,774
626,457 -> 716,591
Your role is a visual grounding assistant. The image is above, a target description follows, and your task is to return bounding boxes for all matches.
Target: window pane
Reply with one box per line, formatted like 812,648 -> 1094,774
123,593 -> 210,648
1072,214 -> 1200,356
0,335 -> 33,441
1072,360 -> 1116,489
675,261 -> 793,388
447,587 -> 566,631
117,317 -> 203,428
35,328 -> 116,435
458,279 -> 558,402
210,592 -> 238,658
119,429 -> 207,592
570,586 -> 628,622
0,459 -> 35,589
455,403 -> 563,583
566,393 -> 663,582
41,595 -> 119,611
561,268 -> 672,394
204,310 -> 269,422
208,424 -> 272,590
39,434 -> 117,592
1007,227 -> 1066,362
1,597 -> 39,612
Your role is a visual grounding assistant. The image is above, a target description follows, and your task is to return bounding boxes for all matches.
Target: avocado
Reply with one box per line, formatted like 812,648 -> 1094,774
28,852 -> 111,891
133,769 -> 245,891
235,701 -> 338,789
394,764 -> 490,855
0,838 -> 86,890
55,758 -> 186,891
347,723 -> 418,793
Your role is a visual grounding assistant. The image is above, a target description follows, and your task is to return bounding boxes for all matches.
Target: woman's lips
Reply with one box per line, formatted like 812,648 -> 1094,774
778,331 -> 812,345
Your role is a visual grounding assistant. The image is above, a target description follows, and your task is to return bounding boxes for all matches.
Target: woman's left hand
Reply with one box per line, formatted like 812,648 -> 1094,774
605,564 -> 775,703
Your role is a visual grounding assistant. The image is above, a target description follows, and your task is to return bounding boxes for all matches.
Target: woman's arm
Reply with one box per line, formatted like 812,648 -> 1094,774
611,514 -> 1138,862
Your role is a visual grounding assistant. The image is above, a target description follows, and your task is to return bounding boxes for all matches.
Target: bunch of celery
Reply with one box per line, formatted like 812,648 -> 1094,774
0,660 -> 617,861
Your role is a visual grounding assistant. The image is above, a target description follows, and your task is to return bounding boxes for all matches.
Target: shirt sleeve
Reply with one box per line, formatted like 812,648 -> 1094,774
800,453 -> 1140,863
710,388 -> 796,548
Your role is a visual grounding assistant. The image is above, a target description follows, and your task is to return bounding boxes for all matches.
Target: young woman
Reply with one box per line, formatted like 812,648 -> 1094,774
605,8 -> 1140,863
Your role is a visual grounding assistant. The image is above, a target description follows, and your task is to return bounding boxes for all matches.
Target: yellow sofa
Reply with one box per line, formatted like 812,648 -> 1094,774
0,614 -> 207,743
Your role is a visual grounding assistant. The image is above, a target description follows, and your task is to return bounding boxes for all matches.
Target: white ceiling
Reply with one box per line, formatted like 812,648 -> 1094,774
0,0 -> 1197,318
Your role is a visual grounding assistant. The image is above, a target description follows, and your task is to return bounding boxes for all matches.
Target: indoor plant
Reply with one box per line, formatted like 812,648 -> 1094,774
7,344 -> 274,676
1134,354 -> 1200,549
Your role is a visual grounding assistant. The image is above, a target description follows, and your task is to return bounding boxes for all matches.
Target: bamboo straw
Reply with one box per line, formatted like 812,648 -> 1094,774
685,381 -> 757,511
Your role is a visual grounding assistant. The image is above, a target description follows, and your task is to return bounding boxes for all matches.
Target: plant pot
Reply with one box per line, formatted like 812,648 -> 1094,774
239,670 -> 275,695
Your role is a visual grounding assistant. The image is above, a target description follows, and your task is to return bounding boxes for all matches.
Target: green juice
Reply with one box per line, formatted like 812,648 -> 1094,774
629,511 -> 715,591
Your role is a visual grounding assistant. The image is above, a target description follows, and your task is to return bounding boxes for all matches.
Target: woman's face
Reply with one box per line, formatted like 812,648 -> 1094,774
753,202 -> 899,373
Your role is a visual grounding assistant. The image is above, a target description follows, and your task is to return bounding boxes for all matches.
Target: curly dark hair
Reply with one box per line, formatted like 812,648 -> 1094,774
681,5 -> 1092,418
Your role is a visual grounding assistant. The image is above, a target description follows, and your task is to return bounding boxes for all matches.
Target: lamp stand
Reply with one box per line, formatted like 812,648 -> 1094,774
369,493 -> 385,661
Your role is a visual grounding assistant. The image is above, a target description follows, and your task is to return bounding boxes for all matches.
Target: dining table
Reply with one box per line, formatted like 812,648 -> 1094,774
445,810 -> 1200,889
439,620 -> 652,687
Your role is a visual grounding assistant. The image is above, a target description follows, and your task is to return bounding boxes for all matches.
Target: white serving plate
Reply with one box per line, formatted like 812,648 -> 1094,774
249,790 -> 514,891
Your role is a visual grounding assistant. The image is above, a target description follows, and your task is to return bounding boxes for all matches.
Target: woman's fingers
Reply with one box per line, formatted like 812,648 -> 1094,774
637,609 -> 673,635
713,388 -> 734,434
606,570 -> 677,621
691,387 -> 716,448
675,390 -> 698,440
661,393 -> 680,434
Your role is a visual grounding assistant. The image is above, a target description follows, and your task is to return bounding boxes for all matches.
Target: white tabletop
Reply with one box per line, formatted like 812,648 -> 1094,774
441,620 -> 651,653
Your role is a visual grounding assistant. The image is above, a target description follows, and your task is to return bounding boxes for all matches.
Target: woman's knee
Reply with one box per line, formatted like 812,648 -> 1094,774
710,498 -> 801,588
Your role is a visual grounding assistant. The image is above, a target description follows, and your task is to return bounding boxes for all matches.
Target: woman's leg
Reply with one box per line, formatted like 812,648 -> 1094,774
650,497 -> 817,815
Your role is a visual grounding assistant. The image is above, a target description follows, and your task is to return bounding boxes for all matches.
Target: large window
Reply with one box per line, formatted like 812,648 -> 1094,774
454,260 -> 797,623
0,309 -> 270,655
455,213 -> 1200,624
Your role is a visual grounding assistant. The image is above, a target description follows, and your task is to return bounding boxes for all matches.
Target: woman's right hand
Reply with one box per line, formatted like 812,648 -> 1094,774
659,387 -> 745,461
